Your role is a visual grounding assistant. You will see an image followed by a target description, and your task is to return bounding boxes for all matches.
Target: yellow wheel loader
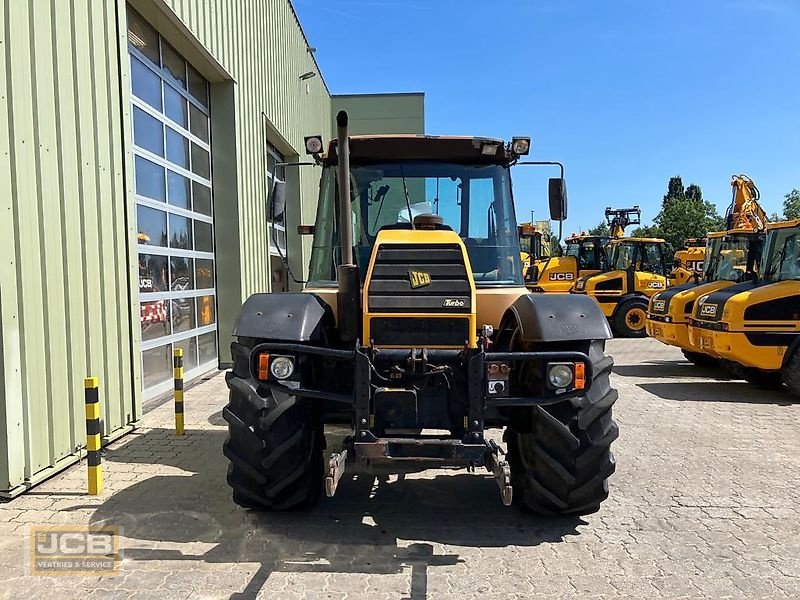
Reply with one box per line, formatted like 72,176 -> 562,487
572,237 -> 669,337
669,238 -> 707,286
688,218 -> 800,396
526,233 -> 610,292
648,174 -> 770,366
222,114 -> 618,515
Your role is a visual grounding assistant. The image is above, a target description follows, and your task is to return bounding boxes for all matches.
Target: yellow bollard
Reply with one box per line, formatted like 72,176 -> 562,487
84,377 -> 103,495
174,348 -> 184,435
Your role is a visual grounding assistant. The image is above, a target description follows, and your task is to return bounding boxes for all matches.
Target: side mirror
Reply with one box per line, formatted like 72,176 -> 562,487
548,178 -> 568,221
270,179 -> 287,222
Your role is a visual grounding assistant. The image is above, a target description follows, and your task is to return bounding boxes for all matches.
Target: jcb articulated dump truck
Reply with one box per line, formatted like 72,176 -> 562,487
647,230 -> 764,366
222,113 -> 619,515
647,175 -> 769,366
688,218 -> 800,395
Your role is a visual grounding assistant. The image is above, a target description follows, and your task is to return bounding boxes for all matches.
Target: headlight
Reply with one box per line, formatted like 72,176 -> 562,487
511,136 -> 531,155
270,356 -> 295,379
547,363 -> 574,389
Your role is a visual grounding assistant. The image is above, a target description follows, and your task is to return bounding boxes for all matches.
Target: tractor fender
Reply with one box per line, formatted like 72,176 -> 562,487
232,293 -> 333,341
503,293 -> 612,343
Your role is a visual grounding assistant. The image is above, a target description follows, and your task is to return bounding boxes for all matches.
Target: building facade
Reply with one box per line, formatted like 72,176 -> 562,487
0,0 -> 423,496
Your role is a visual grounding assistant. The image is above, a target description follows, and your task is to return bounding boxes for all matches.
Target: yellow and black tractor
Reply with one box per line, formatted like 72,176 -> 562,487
572,236 -> 669,337
688,218 -> 800,395
221,113 -> 619,515
669,238 -> 707,286
647,174 -> 769,366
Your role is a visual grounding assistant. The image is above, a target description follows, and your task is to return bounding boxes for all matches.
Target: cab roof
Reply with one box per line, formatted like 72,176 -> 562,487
610,237 -> 666,244
768,218 -> 800,230
324,135 -> 515,166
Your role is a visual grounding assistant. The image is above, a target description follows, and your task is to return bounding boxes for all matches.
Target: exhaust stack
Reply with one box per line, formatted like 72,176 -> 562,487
335,110 -> 359,342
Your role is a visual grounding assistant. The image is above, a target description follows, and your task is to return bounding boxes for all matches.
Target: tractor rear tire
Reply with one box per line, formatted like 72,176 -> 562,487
781,350 -> 800,398
682,350 -> 719,368
741,367 -> 784,391
223,339 -> 324,511
612,299 -> 649,338
505,340 -> 619,516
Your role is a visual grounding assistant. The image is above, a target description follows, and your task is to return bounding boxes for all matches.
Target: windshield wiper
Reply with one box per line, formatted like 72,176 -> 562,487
399,164 -> 414,228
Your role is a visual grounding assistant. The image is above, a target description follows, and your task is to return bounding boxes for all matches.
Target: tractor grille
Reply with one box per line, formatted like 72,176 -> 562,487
367,244 -> 471,314
369,317 -> 470,347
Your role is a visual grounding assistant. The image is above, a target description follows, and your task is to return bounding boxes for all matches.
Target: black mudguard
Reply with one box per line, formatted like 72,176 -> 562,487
505,294 -> 612,342
232,293 -> 333,341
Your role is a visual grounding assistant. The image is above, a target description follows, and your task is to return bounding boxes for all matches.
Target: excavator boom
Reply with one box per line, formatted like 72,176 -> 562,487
726,175 -> 768,232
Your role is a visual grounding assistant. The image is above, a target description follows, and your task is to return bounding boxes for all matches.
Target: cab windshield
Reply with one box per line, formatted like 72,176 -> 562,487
565,239 -> 607,270
761,227 -> 800,282
703,234 -> 761,283
608,241 -> 664,274
308,162 -> 523,286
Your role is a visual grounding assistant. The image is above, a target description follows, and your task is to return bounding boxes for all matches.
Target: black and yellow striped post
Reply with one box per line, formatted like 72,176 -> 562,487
84,376 -> 103,495
174,348 -> 185,435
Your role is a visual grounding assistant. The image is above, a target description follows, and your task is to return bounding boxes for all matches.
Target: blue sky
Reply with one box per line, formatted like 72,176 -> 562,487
293,0 -> 800,234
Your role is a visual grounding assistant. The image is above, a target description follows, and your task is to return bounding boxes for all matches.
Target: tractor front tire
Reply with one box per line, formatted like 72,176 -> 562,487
781,350 -> 800,398
612,299 -> 649,338
505,341 -> 619,516
682,350 -> 719,368
223,340 -> 324,511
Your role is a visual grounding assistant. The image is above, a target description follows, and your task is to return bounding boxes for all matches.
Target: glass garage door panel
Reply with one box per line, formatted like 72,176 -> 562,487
128,5 -> 217,398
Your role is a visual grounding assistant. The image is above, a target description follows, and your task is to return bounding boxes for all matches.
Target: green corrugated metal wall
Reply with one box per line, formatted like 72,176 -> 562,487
0,0 -> 136,495
153,0 -> 333,294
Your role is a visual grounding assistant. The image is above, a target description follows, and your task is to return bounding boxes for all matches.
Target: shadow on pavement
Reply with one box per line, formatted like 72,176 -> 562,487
90,427 -> 584,599
639,381 -> 794,405
614,360 -> 733,380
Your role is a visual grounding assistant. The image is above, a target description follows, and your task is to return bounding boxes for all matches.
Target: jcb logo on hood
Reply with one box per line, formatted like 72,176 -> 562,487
647,281 -> 665,289
408,270 -> 431,289
549,272 -> 574,281
686,260 -> 704,272
700,304 -> 718,317
653,300 -> 666,312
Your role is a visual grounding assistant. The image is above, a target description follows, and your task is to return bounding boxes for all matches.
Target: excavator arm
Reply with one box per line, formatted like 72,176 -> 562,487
726,175 -> 768,232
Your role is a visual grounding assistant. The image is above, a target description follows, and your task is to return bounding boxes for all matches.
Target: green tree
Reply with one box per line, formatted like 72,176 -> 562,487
663,176 -> 686,206
653,178 -> 724,249
587,221 -> 610,236
784,189 -> 800,220
631,224 -> 662,238
550,234 -> 563,256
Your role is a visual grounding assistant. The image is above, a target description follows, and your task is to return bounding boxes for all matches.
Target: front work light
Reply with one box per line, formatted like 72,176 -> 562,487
304,135 -> 323,155
511,137 -> 531,156
270,355 -> 295,380
547,363 -> 574,389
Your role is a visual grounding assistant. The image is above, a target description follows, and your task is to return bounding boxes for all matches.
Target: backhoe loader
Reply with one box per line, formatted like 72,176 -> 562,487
689,218 -> 800,395
647,175 -> 768,365
222,113 -> 618,515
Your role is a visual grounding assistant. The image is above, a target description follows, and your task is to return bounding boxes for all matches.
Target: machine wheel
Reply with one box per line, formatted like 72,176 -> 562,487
720,360 -> 747,380
741,367 -> 784,391
612,299 -> 649,338
781,350 -> 800,398
681,350 -> 719,368
505,339 -> 619,516
223,339 -> 324,511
